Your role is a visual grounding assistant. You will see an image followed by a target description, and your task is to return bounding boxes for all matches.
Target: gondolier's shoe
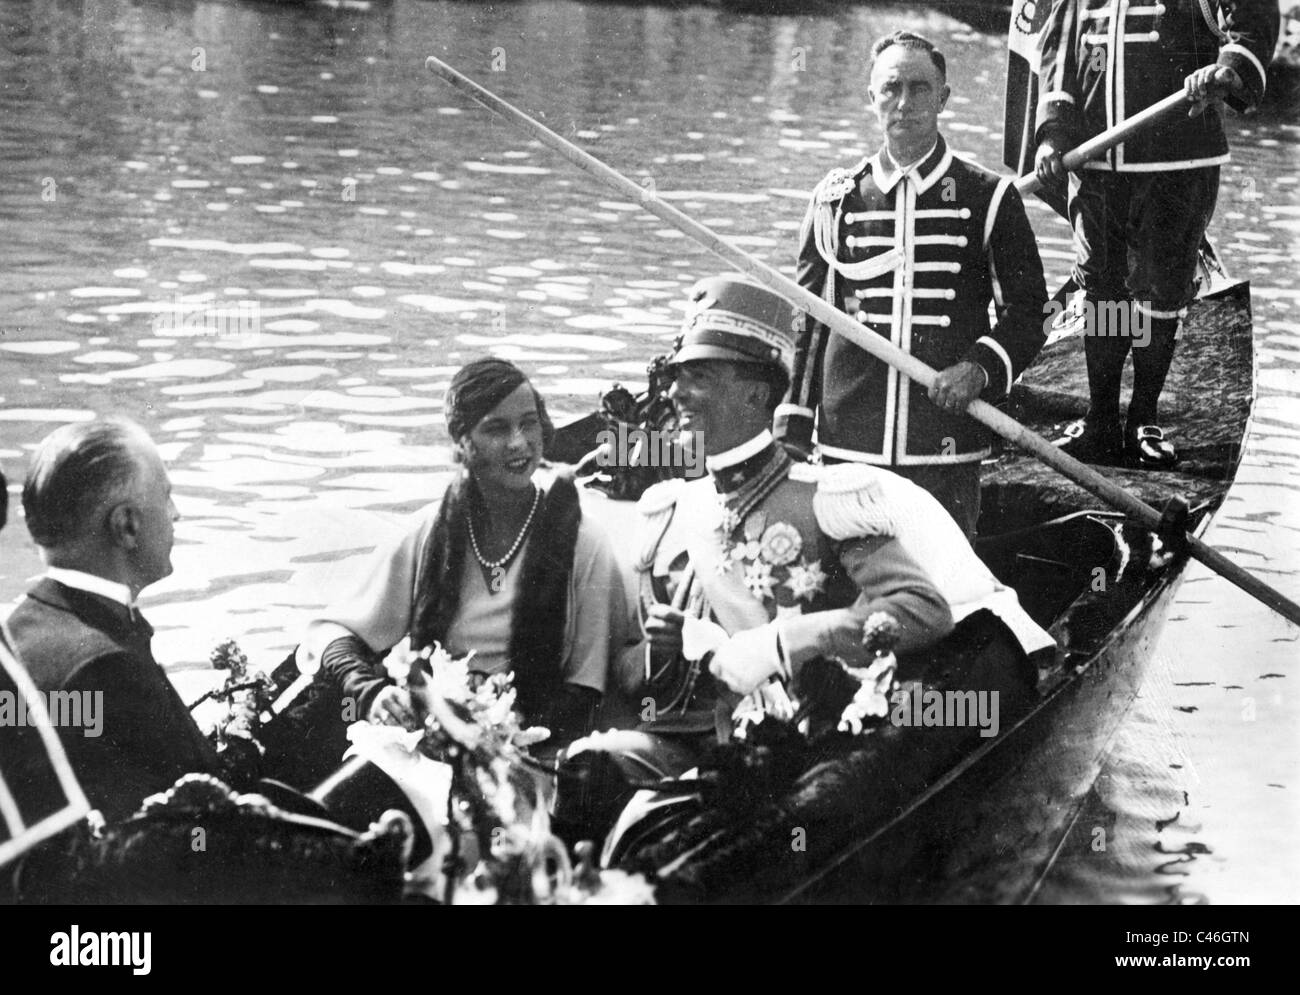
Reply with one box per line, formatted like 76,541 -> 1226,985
1126,424 -> 1178,469
1053,417 -> 1123,465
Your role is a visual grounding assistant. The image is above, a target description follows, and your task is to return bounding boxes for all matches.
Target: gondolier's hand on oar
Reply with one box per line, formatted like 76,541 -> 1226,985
1184,64 -> 1245,117
1034,129 -> 1069,186
929,360 -> 987,414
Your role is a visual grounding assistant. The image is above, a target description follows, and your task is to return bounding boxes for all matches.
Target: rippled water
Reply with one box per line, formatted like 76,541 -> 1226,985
1,0 -> 1296,902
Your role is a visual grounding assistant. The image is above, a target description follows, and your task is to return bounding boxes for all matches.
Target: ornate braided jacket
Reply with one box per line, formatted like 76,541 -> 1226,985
1035,0 -> 1277,170
778,137 -> 1048,466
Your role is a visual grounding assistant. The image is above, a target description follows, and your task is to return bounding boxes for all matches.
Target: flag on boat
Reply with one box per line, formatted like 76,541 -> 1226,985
0,628 -> 91,868
1004,0 -> 1070,217
1003,0 -> 1053,177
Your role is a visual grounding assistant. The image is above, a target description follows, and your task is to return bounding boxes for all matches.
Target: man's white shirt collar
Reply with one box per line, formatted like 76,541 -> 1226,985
45,567 -> 134,608
706,430 -> 773,472
871,140 -> 939,194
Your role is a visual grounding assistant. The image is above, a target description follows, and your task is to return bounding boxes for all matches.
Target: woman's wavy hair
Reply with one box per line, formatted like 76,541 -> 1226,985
445,357 -> 554,461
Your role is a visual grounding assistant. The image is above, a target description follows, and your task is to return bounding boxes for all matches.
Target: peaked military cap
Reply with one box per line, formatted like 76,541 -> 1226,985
671,275 -> 799,377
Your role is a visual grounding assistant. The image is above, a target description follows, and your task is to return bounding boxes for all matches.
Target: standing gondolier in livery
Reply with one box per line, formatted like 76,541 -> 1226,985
1035,0 -> 1278,466
776,31 -> 1050,539
559,275 -> 1056,838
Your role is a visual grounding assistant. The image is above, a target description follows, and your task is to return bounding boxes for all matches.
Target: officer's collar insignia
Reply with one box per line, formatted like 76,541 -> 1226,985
712,440 -> 780,496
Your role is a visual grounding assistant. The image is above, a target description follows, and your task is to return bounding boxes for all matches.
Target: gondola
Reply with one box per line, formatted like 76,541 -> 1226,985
561,278 -> 1254,903
0,282 -> 1254,906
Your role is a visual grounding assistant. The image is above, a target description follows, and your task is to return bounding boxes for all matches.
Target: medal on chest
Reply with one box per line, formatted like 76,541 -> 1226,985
716,498 -> 828,609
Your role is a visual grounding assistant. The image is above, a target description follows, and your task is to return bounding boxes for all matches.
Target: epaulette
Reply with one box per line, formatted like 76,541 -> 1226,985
809,463 -> 895,541
812,462 -> 882,495
812,166 -> 857,205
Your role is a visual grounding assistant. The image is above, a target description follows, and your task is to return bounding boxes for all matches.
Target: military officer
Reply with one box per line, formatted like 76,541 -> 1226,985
777,31 -> 1050,538
559,275 -> 1055,834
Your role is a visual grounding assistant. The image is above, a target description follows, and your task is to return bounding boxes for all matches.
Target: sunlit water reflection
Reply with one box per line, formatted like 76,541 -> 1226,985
0,0 -> 1296,902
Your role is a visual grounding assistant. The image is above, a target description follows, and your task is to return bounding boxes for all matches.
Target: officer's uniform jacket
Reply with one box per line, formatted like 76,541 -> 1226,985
779,138 -> 1048,466
1035,0 -> 1277,170
622,434 -> 1055,728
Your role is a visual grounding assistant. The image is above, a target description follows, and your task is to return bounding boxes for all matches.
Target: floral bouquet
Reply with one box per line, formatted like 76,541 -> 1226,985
836,612 -> 902,735
387,643 -> 551,761
356,642 -> 654,905
731,611 -> 902,742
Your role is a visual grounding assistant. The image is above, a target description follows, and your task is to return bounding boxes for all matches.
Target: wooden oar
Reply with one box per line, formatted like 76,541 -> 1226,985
425,57 -> 1300,629
1014,89 -> 1190,197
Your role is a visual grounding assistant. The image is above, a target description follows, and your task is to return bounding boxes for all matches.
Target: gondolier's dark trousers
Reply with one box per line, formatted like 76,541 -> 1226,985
1070,167 -> 1220,315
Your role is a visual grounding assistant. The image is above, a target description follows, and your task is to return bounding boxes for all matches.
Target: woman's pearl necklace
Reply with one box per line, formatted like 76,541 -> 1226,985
468,484 -> 541,591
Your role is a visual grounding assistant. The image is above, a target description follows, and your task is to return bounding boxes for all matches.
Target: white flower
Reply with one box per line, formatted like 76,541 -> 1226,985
560,870 -> 657,905
783,560 -> 827,602
480,686 -> 517,728
729,538 -> 761,563
837,654 -> 897,735
428,654 -> 473,705
743,558 -> 777,600
512,727 -> 551,748
383,639 -> 419,683
759,522 -> 803,566
730,692 -> 767,740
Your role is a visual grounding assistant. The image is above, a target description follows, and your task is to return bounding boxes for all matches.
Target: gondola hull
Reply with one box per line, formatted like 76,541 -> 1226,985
782,530 -> 1186,905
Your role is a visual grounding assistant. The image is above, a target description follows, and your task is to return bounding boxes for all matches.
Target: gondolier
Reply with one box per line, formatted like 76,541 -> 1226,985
1035,0 -> 1278,466
777,31 -> 1049,538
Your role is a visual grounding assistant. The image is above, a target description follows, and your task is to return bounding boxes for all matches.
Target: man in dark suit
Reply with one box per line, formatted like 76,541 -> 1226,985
4,467 -> 93,889
4,417 -> 222,823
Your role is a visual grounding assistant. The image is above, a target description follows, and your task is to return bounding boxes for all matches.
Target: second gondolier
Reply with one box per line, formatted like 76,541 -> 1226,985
1035,0 -> 1278,467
